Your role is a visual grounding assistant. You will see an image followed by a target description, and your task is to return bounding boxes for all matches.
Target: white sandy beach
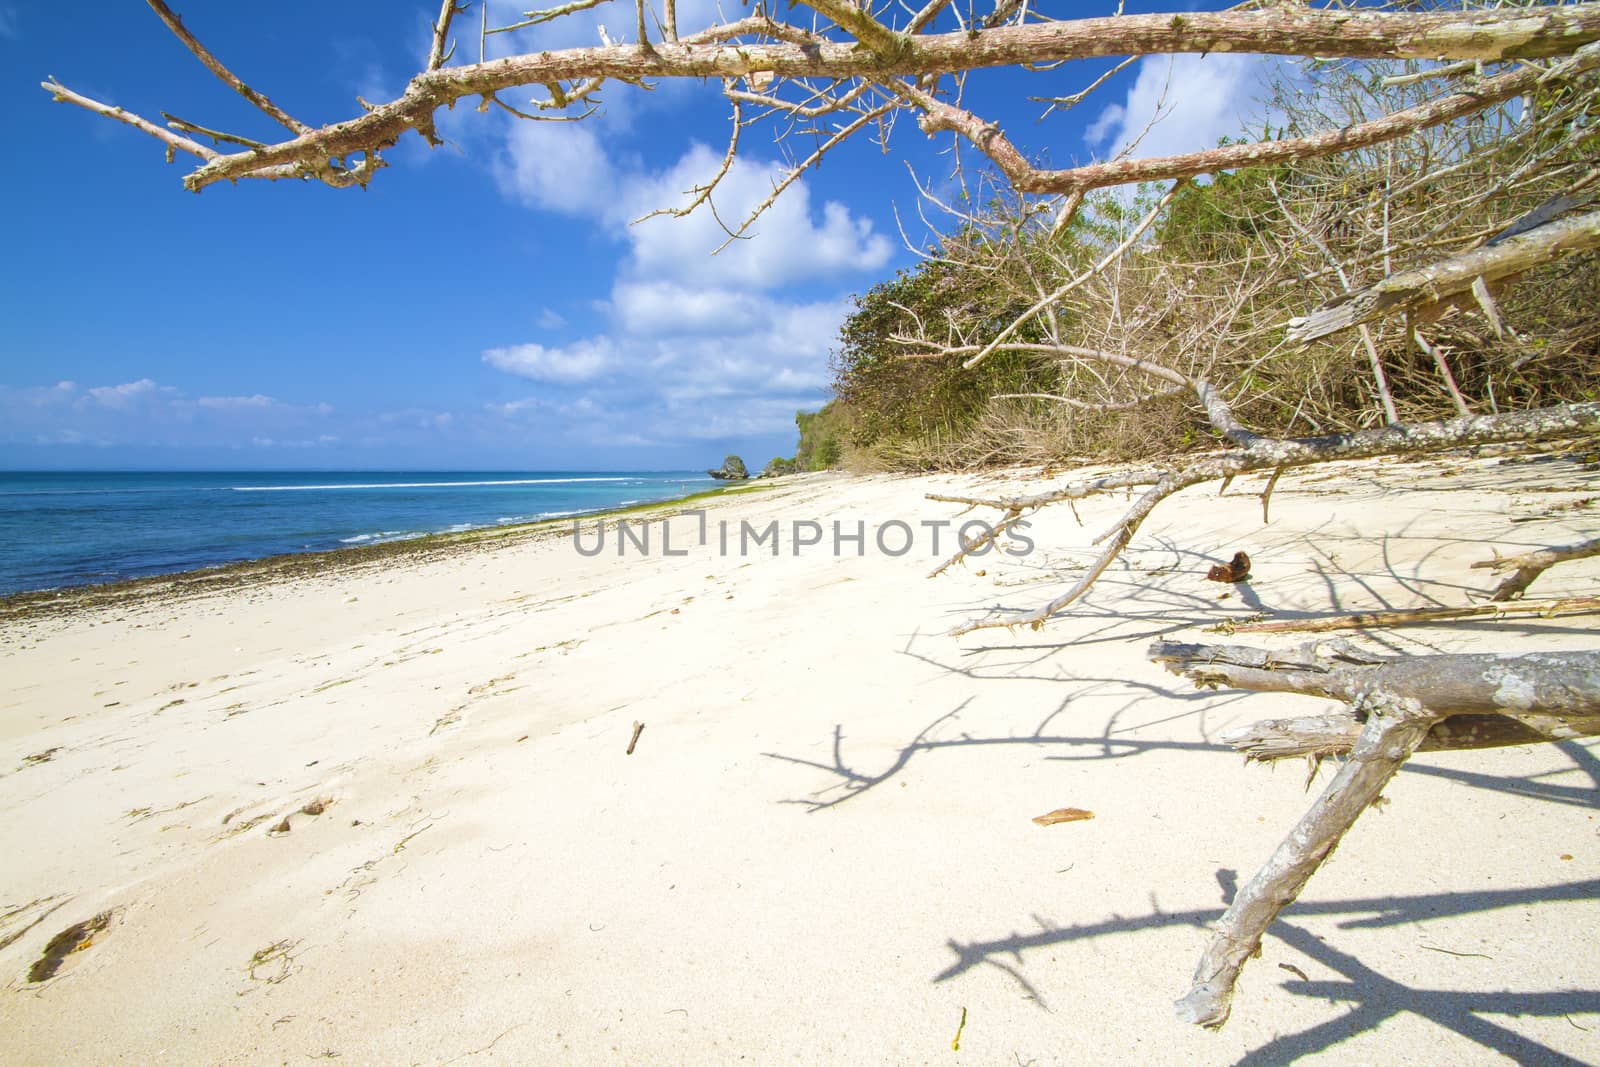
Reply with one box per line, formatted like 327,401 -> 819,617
1,454 -> 1597,1064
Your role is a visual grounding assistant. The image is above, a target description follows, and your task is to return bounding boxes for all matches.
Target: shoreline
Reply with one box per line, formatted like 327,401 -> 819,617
0,479 -> 785,623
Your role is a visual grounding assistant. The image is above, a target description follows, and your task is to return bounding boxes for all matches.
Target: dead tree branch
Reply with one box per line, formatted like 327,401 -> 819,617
1152,640 -> 1600,1027
1225,594 -> 1600,635
428,0 -> 468,71
145,0 -> 310,136
42,6 -> 1600,193
932,51 -> 1596,197
1151,640 -> 1600,716
940,402 -> 1600,636
1472,537 -> 1600,601
1220,709 -> 1600,761
1287,209 -> 1600,345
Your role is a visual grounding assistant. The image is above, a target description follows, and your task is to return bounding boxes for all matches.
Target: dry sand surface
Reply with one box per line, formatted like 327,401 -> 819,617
1,453 -> 1597,1064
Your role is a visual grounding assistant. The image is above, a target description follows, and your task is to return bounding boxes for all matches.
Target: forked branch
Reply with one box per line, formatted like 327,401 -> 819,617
145,0 -> 310,135
1472,537 -> 1600,601
1152,640 -> 1600,1027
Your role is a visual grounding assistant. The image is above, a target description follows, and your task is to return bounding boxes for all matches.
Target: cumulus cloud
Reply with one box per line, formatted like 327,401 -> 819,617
493,125 -> 891,291
493,121 -> 617,215
483,337 -> 615,383
485,282 -> 841,445
476,123 -> 895,449
1085,53 -> 1280,161
612,280 -> 769,337
619,146 -> 892,289
476,51 -> 900,455
87,378 -> 170,408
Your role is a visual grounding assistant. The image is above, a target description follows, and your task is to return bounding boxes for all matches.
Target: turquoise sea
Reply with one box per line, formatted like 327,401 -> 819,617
0,471 -> 717,596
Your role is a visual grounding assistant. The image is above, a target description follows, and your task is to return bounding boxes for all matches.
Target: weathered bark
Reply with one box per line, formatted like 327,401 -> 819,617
1151,639 -> 1600,1027
1472,538 -> 1600,601
1175,692 -> 1438,1027
1286,209 -> 1600,344
1150,640 -> 1600,717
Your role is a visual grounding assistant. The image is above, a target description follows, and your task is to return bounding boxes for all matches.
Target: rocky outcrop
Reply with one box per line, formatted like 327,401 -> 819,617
707,455 -> 749,481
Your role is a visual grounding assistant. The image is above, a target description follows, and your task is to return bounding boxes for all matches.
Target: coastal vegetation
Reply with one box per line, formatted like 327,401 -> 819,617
800,59 -> 1599,471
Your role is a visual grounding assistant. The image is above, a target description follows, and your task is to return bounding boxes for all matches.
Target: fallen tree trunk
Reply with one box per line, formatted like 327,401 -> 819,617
1149,639 -> 1600,1028
1151,640 -> 1600,715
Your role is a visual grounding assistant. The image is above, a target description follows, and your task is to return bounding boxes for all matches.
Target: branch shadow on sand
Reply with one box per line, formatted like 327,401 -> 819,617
762,682 -> 1245,814
765,700 -> 1600,1061
936,868 -> 1600,1066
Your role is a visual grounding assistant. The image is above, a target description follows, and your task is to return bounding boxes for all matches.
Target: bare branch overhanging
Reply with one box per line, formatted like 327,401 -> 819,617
40,5 -> 1600,194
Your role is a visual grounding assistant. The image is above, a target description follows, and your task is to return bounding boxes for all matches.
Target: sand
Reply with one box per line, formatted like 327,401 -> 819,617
1,454 -> 1597,1064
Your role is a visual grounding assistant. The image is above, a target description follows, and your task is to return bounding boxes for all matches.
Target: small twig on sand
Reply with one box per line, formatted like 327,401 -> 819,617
627,720 -> 645,755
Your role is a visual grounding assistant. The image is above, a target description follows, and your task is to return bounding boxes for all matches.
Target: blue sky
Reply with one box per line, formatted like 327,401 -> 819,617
1,1 -> 1268,471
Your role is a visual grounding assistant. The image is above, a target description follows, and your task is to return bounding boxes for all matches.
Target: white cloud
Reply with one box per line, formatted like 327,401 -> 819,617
612,280 -> 767,337
87,378 -> 170,408
483,284 -> 840,443
493,121 -> 616,215
198,393 -> 275,409
1086,53 -> 1279,161
494,127 -> 891,291
479,78 -> 896,453
483,337 -> 614,383
0,378 -> 339,451
620,146 -> 892,290
1083,104 -> 1125,149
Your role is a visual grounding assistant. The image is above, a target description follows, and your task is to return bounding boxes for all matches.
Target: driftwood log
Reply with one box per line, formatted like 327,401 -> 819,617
1149,639 -> 1600,1027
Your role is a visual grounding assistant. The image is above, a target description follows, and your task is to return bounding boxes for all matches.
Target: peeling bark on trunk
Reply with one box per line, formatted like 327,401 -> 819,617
1150,641 -> 1600,717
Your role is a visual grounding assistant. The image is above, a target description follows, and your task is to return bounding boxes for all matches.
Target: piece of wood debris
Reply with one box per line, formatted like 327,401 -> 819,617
1032,807 -> 1095,826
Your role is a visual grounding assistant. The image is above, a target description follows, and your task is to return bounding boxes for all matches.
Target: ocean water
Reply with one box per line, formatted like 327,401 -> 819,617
0,471 -> 717,596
